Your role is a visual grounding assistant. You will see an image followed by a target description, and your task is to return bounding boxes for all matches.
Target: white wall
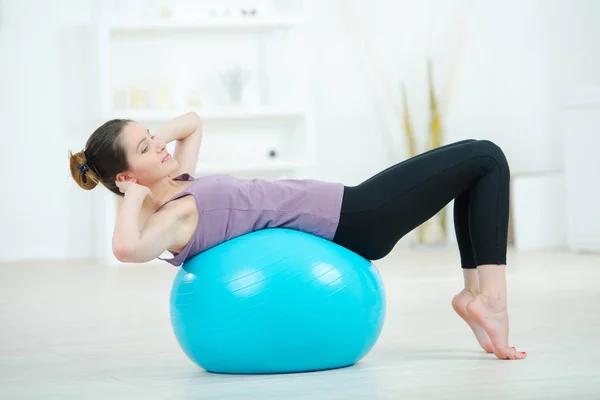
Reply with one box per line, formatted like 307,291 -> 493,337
0,0 -> 95,261
550,0 -> 600,112
1,0 -> 598,261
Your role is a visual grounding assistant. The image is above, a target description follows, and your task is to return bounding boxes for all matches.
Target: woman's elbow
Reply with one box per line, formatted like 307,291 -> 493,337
113,245 -> 138,263
113,244 -> 159,263
185,111 -> 201,125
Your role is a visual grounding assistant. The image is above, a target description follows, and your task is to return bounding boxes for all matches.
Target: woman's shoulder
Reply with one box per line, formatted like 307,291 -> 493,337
156,188 -> 198,220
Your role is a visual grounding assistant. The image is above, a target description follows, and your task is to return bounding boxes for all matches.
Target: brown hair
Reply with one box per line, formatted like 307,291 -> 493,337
68,119 -> 132,196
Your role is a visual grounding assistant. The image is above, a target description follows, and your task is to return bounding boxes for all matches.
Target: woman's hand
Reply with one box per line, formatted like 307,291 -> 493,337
115,178 -> 152,198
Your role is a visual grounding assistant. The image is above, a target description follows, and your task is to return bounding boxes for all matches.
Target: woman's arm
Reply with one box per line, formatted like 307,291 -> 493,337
112,183 -> 181,263
153,112 -> 203,177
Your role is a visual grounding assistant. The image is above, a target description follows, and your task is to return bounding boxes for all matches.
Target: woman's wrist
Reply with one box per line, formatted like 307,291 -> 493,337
125,184 -> 151,200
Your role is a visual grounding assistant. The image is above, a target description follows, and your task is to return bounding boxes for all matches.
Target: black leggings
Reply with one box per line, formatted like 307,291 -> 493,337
331,139 -> 510,268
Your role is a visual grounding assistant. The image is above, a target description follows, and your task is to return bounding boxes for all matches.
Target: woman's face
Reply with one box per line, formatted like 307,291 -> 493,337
119,122 -> 179,185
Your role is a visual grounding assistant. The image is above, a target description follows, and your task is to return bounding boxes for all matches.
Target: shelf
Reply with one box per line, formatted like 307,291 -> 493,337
195,160 -> 312,175
103,18 -> 306,32
106,107 -> 307,121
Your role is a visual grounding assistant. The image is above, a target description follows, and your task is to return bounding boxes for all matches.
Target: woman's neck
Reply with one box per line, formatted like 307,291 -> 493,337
143,176 -> 190,211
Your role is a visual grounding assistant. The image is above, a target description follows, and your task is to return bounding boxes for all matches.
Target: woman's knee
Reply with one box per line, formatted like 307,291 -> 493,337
477,140 -> 509,168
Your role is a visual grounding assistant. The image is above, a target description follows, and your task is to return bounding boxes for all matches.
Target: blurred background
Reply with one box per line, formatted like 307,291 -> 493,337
0,0 -> 598,265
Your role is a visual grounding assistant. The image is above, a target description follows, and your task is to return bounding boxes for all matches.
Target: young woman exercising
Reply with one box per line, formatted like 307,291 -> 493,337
69,112 -> 526,360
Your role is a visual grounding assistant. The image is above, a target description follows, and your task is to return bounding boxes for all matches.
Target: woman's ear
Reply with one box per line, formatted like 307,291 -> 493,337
116,173 -> 136,183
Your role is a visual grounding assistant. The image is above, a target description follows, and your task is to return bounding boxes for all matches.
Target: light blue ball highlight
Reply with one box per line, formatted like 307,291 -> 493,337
169,228 -> 386,374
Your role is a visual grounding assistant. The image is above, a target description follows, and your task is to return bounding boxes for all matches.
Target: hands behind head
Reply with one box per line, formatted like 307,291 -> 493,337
115,176 -> 152,198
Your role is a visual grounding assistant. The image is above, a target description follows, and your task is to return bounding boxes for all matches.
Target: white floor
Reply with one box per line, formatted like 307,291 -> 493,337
1,246 -> 600,400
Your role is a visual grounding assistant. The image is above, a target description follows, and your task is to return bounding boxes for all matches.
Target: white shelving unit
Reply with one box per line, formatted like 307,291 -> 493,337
104,17 -> 307,32
104,106 -> 308,121
94,1 -> 315,177
91,0 -> 315,265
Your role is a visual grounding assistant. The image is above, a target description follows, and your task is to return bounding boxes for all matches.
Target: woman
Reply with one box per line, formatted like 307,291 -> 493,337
69,112 -> 526,361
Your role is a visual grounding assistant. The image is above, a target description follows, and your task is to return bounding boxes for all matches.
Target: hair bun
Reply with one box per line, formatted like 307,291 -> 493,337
68,150 -> 99,190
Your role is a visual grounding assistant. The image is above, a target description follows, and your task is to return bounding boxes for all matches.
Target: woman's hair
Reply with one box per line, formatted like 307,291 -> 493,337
68,119 -> 132,196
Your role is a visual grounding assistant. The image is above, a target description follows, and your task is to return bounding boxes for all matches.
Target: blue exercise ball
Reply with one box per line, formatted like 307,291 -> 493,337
169,228 -> 386,374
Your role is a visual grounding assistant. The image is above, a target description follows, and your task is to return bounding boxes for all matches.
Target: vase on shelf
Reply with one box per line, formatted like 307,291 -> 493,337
130,86 -> 149,109
220,65 -> 251,105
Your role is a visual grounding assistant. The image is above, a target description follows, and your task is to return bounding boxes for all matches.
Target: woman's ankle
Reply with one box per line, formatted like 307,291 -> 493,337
462,269 -> 480,294
475,291 -> 507,312
477,264 -> 507,302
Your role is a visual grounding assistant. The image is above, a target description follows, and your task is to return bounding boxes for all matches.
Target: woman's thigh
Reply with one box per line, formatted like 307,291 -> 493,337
331,140 -> 496,259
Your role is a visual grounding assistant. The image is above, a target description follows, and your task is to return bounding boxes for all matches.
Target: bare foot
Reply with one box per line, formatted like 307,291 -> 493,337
452,290 -> 494,353
466,294 -> 527,360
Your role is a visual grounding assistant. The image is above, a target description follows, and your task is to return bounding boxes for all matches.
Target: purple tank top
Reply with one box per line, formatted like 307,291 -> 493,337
158,173 -> 345,266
